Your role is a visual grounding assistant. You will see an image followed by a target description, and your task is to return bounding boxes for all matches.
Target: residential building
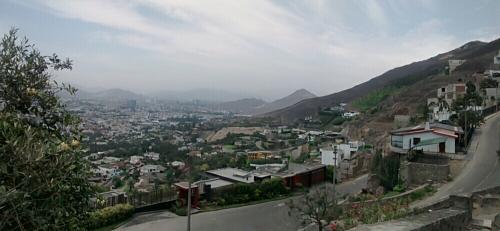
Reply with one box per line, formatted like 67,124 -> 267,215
129,155 -> 144,165
343,111 -> 360,118
320,141 -> 365,166
170,161 -> 185,168
275,163 -> 326,189
143,152 -> 160,161
484,88 -> 499,107
390,122 -> 464,154
140,164 -> 165,175
247,150 -> 273,160
101,156 -> 121,164
435,83 -> 466,105
206,168 -> 257,184
448,59 -> 466,74
95,165 -> 120,179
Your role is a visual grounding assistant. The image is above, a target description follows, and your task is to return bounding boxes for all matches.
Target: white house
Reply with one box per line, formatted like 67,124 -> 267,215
390,122 -> 463,154
140,165 -> 165,175
484,88 -> 499,107
143,152 -> 160,161
320,141 -> 365,166
494,50 -> 500,65
320,147 -> 338,166
170,161 -> 185,168
129,155 -> 144,165
343,111 -> 360,118
101,156 -> 121,164
95,166 -> 120,179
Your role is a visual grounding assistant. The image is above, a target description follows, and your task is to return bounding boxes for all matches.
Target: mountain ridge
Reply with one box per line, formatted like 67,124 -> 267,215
261,38 -> 499,121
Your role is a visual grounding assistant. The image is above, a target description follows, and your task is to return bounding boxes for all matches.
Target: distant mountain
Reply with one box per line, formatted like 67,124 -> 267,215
216,98 -> 267,114
262,38 -> 500,121
62,88 -> 145,101
150,88 -> 253,102
252,89 -> 316,115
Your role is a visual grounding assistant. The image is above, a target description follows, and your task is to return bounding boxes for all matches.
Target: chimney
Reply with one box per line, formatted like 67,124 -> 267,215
425,122 -> 430,130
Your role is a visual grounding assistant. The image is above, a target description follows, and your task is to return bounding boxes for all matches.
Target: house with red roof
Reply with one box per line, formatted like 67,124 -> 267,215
390,122 -> 464,154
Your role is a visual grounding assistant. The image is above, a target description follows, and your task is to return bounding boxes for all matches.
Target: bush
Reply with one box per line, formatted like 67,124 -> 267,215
86,204 -> 134,230
216,178 -> 290,206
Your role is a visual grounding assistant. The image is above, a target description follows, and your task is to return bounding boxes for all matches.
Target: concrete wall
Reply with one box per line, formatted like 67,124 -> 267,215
401,161 -> 449,186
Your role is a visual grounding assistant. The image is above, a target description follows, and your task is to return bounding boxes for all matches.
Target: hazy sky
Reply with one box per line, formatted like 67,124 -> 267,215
1,0 -> 499,100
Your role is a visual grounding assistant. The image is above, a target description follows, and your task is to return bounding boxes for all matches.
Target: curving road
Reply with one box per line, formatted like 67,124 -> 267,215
414,112 -> 500,208
117,174 -> 367,231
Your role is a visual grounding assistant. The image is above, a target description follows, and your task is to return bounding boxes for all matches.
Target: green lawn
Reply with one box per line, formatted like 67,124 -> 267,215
223,145 -> 235,153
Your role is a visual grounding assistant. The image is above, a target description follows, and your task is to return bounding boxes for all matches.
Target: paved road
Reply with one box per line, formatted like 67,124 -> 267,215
414,112 -> 500,208
117,174 -> 367,231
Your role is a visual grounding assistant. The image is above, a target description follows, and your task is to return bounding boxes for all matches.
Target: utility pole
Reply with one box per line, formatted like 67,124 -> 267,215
464,108 -> 468,148
186,156 -> 192,231
187,179 -> 191,231
332,145 -> 337,197
496,86 -> 498,113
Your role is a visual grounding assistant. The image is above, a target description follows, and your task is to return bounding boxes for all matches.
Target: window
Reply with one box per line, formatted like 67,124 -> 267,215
413,137 -> 421,145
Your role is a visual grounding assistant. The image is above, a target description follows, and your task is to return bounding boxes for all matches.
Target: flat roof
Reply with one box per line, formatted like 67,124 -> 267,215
202,178 -> 233,189
206,168 -> 255,183
275,163 -> 325,178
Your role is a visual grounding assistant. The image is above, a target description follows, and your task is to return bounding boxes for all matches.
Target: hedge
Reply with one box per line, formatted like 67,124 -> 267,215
216,178 -> 289,206
86,204 -> 134,230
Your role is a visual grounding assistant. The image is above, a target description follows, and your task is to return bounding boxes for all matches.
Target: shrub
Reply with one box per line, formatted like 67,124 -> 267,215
86,204 -> 134,230
215,178 -> 290,206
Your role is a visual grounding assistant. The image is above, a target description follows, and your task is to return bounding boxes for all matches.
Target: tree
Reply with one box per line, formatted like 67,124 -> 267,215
371,151 -> 400,191
288,184 -> 339,231
112,176 -> 124,189
0,28 -> 93,230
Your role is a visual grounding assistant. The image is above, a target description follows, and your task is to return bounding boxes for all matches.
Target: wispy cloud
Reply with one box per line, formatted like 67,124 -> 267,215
7,0 -> 498,98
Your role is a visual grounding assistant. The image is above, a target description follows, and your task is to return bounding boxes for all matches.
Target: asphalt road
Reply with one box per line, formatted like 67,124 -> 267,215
414,112 -> 500,208
117,174 -> 368,231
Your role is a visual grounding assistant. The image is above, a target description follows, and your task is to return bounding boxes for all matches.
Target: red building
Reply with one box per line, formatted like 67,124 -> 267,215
174,182 -> 200,208
277,163 -> 326,189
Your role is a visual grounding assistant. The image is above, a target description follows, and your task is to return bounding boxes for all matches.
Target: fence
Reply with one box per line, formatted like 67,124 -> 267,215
127,188 -> 177,208
91,188 -> 177,209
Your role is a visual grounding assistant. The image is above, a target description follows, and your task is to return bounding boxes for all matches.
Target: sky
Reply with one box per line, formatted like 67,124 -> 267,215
1,0 -> 499,100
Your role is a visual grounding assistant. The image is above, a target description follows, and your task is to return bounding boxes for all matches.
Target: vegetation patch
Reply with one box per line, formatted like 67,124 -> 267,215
351,86 -> 398,111
86,204 -> 134,230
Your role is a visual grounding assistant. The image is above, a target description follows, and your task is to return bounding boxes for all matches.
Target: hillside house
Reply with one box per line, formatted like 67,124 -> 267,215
484,88 -> 499,107
320,141 -> 365,166
343,111 -> 360,118
390,122 -> 463,154
435,83 -> 466,105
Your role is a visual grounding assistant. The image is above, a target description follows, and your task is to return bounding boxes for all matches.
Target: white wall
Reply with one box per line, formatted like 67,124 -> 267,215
400,132 -> 455,154
320,149 -> 338,166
